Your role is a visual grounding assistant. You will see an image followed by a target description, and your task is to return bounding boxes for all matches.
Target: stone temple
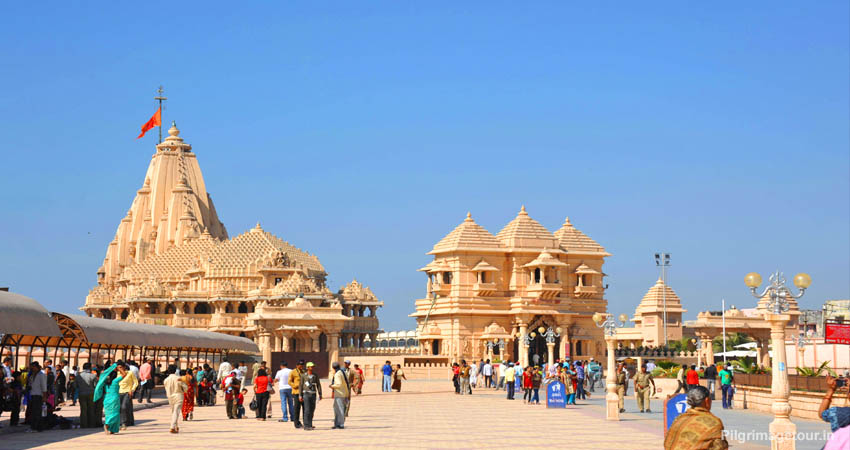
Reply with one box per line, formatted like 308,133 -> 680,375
411,208 -> 610,367
82,123 -> 383,365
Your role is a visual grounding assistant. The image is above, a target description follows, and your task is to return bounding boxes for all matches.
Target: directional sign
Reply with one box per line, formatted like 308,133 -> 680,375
547,381 -> 566,408
664,393 -> 689,434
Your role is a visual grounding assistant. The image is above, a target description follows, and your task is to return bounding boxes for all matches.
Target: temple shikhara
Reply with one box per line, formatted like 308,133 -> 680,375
82,123 -> 383,365
411,208 -> 611,367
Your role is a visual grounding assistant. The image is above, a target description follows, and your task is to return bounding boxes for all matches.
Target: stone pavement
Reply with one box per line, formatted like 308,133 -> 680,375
0,380 -> 834,449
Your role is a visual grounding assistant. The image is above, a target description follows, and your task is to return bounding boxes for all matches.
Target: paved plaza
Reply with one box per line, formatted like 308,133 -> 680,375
0,380 -> 835,449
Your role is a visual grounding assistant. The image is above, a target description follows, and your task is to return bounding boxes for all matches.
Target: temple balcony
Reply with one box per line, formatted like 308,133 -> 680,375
172,314 -> 211,328
527,282 -> 562,299
473,282 -> 497,296
210,313 -> 247,328
574,285 -> 599,298
346,316 -> 379,332
431,282 -> 451,296
134,314 -> 174,326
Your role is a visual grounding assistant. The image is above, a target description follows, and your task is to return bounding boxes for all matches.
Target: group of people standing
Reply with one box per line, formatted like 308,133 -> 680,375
380,361 -> 406,392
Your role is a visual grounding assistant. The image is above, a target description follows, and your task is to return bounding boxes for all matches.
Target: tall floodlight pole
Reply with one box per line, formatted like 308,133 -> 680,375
655,253 -> 671,346
745,270 -> 811,450
722,298 -> 727,364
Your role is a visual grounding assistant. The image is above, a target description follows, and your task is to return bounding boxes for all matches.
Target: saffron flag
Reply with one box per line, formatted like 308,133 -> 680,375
136,107 -> 161,139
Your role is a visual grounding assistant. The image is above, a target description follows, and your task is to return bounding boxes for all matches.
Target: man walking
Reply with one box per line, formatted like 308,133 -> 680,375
588,358 -> 601,392
76,362 -> 97,428
117,361 -> 138,429
288,360 -> 305,428
634,365 -> 656,413
299,362 -> 322,431
344,360 -> 357,415
381,361 -> 393,392
704,363 -> 718,400
330,361 -> 350,429
575,361 -> 586,400
164,365 -> 186,434
482,359 -> 492,389
274,361 -> 293,422
138,358 -> 153,403
504,362 -> 516,400
719,364 -> 734,409
616,363 -> 628,413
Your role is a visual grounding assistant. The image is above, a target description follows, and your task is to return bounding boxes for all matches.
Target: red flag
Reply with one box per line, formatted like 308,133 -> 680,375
136,107 -> 161,139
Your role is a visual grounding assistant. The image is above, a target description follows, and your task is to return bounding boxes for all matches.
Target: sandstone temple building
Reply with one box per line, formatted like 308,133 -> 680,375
410,208 -> 611,367
82,123 -> 383,365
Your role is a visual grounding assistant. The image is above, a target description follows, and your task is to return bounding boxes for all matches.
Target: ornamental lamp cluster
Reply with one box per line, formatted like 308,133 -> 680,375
744,271 -> 811,314
592,312 -> 628,337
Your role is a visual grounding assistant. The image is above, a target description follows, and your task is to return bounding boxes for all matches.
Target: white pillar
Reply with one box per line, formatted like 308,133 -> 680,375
766,313 -> 795,450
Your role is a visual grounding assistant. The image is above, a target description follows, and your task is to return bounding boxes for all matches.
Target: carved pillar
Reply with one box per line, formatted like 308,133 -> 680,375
309,332 -> 321,353
519,323 -> 528,367
766,313 -> 795,450
327,331 -> 340,377
281,332 -> 292,352
547,342 -> 555,367
274,333 -> 282,352
605,335 -> 620,420
258,329 -> 272,366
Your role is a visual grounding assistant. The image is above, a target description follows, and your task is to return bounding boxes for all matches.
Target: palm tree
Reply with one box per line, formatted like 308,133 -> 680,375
712,332 -> 753,353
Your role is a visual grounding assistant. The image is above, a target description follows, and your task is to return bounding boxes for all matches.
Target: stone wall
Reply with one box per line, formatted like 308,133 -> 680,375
733,385 -> 838,420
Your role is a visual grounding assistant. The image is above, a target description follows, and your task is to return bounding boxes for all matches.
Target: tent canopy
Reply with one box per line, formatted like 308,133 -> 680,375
0,291 -> 62,345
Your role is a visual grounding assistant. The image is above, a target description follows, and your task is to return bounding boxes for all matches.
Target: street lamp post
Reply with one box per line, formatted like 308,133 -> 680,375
539,326 -> 562,367
655,253 -> 671,346
593,312 -> 628,421
746,270 -> 811,450
692,337 -> 703,367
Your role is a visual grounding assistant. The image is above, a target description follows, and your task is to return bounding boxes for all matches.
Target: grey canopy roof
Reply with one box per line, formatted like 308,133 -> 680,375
57,313 -> 258,353
0,291 -> 62,338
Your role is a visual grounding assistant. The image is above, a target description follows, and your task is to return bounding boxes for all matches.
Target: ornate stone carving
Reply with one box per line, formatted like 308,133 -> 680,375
218,280 -> 239,294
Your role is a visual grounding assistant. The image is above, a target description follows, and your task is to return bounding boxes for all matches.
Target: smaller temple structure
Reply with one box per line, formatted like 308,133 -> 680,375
616,277 -> 687,347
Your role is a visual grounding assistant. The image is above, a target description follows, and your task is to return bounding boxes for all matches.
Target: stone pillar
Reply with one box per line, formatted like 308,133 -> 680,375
547,342 -> 555,367
274,333 -> 282,352
309,332 -> 321,353
766,313 -> 795,450
797,345 -> 805,369
258,331 -> 272,366
328,332 -> 340,377
519,324 -> 528,367
281,332 -> 291,352
605,335 -> 620,421
704,337 -> 715,367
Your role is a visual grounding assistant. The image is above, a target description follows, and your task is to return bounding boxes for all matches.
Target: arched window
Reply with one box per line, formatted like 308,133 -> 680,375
194,303 -> 210,314
120,310 -> 129,320
534,268 -> 541,283
225,304 -> 233,313
238,302 -> 248,313
164,305 -> 175,314
442,272 -> 452,284
319,333 -> 328,352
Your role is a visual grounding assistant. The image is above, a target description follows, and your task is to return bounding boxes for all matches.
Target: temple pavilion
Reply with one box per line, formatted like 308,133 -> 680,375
410,207 -> 611,367
82,123 -> 383,365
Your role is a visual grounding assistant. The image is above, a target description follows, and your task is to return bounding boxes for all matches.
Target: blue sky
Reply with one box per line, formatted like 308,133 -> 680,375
1,2 -> 848,331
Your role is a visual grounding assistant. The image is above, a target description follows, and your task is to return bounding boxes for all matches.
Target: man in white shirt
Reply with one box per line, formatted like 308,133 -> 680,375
482,360 -> 493,388
164,365 -> 186,434
217,358 -> 233,385
274,361 -> 293,422
498,363 -> 506,389
238,362 -> 247,386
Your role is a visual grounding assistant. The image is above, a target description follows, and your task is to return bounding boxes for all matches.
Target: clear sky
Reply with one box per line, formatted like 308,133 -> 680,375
1,2 -> 848,331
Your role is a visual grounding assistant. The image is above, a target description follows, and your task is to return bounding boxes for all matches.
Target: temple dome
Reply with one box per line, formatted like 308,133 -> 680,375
496,206 -> 557,249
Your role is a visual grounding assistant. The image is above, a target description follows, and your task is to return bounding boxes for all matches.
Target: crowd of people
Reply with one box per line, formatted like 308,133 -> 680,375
448,358 -> 605,407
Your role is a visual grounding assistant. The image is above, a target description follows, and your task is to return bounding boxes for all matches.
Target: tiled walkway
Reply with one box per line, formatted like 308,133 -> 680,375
2,380 -> 665,449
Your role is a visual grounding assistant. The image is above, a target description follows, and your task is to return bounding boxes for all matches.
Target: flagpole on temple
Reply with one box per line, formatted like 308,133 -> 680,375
154,85 -> 167,144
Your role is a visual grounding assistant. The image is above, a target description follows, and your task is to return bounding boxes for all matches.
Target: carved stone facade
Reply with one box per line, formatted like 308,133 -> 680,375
410,208 -> 610,366
82,123 -> 383,366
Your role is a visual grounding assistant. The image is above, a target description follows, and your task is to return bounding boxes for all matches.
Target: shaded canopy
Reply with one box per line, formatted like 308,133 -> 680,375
0,290 -> 258,354
56,313 -> 258,353
0,291 -> 62,344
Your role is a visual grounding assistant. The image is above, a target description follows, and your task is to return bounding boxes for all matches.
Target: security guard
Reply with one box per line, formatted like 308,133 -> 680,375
634,364 -> 656,413
616,362 -> 628,413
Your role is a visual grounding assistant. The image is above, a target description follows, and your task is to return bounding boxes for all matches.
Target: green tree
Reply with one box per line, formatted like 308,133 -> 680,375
712,333 -> 753,353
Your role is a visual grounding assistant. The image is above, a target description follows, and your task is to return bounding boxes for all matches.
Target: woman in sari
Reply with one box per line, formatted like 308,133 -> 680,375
93,363 -> 122,435
391,364 -> 407,392
182,370 -> 195,421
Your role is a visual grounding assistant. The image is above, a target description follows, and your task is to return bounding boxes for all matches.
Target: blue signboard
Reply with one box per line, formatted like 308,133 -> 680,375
665,394 -> 689,432
547,381 -> 567,408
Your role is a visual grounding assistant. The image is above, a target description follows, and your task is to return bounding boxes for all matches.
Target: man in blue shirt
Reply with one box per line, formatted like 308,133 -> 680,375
575,361 -> 586,400
381,361 -> 393,392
